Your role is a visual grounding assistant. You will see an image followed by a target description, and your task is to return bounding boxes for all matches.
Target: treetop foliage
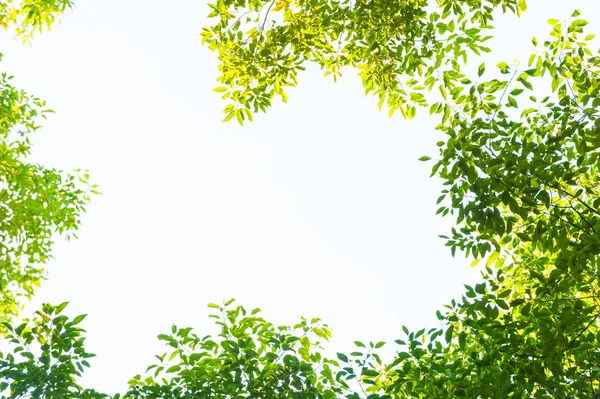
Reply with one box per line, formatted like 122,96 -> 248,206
0,303 -> 101,398
198,1 -> 600,396
0,0 -> 73,40
1,0 -> 600,398
201,0 -> 527,124
0,0 -> 94,323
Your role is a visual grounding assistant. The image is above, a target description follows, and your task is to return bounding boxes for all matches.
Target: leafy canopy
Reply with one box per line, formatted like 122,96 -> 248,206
0,303 -> 103,399
2,1 -> 600,398
198,0 -> 600,396
201,0 -> 526,124
0,0 -> 94,322
123,300 -> 342,399
0,74 -> 94,322
0,0 -> 74,40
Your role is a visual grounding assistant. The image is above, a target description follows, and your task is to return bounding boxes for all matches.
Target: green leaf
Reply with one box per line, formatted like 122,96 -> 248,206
166,365 -> 181,373
337,353 -> 349,363
518,0 -> 527,12
55,302 -> 69,314
72,314 -> 87,325
444,324 -> 454,344
510,88 -> 524,96
497,62 -> 510,74
458,332 -> 467,349
362,369 -> 379,377
222,110 -> 236,123
157,334 -> 171,341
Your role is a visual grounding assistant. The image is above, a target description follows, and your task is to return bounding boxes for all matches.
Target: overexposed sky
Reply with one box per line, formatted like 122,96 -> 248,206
1,0 -> 599,394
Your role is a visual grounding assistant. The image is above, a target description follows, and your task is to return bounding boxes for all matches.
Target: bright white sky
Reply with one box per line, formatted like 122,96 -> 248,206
1,0 -> 599,394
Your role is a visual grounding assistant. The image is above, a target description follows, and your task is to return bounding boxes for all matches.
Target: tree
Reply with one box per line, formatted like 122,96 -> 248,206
0,0 -> 95,323
0,0 -> 74,41
0,303 -> 105,398
2,0 -> 600,398
201,0 -> 600,396
123,301 -> 344,399
201,0 -> 526,124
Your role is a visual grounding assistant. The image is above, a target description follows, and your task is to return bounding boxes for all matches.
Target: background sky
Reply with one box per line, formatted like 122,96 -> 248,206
1,0 -> 599,394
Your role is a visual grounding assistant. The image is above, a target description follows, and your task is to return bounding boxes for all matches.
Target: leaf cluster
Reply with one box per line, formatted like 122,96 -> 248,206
202,0 -> 526,124
0,303 -> 105,399
2,2 -> 600,399
0,72 -> 96,323
201,3 -> 600,397
122,300 -> 343,399
0,0 -> 74,41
